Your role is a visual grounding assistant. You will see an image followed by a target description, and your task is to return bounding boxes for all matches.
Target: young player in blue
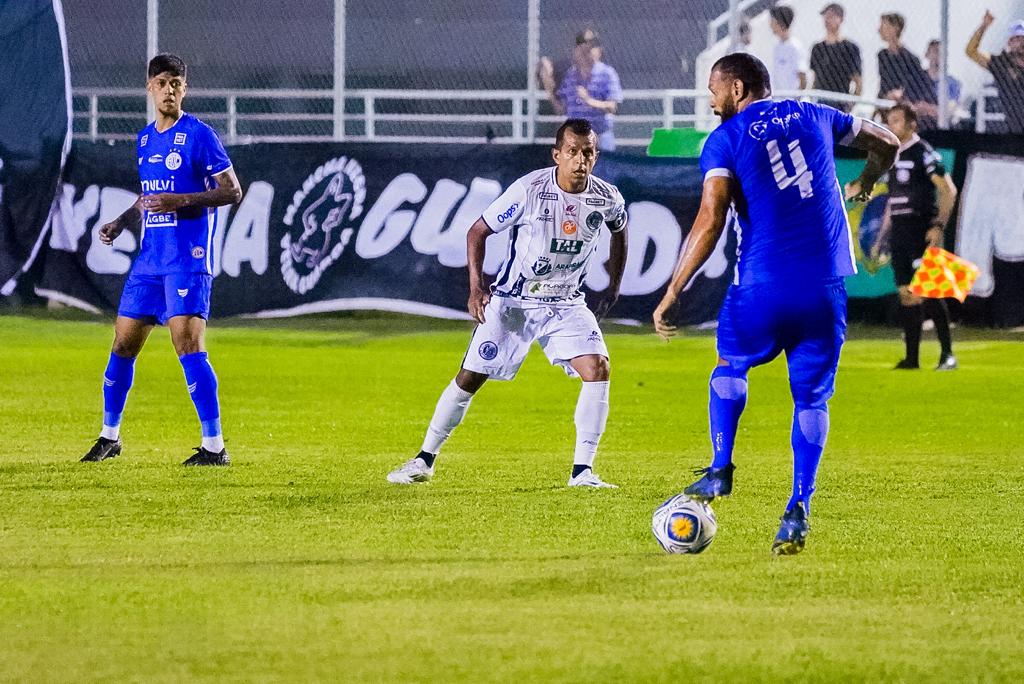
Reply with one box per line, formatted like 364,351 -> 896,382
80,54 -> 243,466
653,53 -> 898,555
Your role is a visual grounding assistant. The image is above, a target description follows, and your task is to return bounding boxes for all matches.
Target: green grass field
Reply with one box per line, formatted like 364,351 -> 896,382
1,312 -> 1022,682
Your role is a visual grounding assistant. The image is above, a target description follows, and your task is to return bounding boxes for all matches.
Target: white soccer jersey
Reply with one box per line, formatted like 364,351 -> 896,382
480,167 -> 627,304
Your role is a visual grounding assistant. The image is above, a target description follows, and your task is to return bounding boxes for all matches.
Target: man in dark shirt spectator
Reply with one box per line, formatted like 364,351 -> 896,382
810,3 -> 862,111
966,11 -> 1024,133
878,13 -> 937,127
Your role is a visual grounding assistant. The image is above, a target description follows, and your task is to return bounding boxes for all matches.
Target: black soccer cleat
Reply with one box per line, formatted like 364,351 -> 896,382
183,446 -> 231,466
684,463 -> 735,502
81,437 -> 122,462
893,358 -> 920,370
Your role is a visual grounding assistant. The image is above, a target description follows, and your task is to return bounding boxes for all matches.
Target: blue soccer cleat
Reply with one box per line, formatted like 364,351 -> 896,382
772,502 -> 809,556
683,463 -> 735,502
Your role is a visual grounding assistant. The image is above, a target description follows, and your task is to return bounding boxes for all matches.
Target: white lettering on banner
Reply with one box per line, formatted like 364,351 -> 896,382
354,173 -> 428,259
221,181 -> 273,277
49,184 -> 99,252
956,155 -> 1024,297
448,178 -> 502,271
410,178 -> 467,257
86,187 -> 137,274
616,201 -> 683,296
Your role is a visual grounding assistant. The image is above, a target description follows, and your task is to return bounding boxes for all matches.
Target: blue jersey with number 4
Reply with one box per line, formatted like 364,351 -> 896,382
699,99 -> 859,286
134,113 -> 232,276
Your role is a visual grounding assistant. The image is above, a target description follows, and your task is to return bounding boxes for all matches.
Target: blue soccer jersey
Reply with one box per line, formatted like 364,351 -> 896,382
133,113 -> 232,275
699,99 -> 860,286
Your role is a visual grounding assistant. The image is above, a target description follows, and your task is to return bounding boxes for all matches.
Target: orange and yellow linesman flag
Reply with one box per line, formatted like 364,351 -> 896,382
908,247 -> 979,302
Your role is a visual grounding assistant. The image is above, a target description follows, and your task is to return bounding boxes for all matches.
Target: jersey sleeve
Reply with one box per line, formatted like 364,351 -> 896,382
194,124 -> 233,178
605,187 -> 628,233
480,179 -> 528,233
923,147 -> 947,177
813,102 -> 863,146
698,129 -> 735,182
605,66 -> 624,103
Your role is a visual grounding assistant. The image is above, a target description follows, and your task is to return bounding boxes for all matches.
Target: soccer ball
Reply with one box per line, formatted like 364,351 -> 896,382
652,494 -> 717,554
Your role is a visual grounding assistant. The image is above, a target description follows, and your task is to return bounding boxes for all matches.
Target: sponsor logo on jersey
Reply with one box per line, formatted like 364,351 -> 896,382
174,132 -> 187,145
496,203 -> 519,223
478,341 -> 499,360
140,134 -> 148,147
586,211 -> 603,230
147,154 -> 164,164
145,212 -> 177,228
539,192 -> 558,201
562,220 -> 577,235
554,260 -> 586,272
281,156 -> 366,295
532,257 -> 552,276
165,152 -> 183,170
585,198 -> 606,206
748,121 -> 769,141
192,246 -> 206,259
550,238 -> 583,254
138,157 -> 143,166
565,205 -> 577,216
587,330 -> 602,342
177,288 -> 189,297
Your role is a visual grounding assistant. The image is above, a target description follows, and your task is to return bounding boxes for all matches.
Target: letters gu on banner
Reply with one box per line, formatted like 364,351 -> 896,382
40,142 -> 736,325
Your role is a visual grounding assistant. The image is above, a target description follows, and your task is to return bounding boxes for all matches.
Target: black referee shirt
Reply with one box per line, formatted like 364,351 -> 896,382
887,135 -> 945,225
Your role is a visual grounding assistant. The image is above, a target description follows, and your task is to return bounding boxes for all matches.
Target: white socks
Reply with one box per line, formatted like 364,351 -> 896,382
421,379 -> 476,455
202,435 -> 225,452
573,381 -> 610,467
100,425 -> 120,440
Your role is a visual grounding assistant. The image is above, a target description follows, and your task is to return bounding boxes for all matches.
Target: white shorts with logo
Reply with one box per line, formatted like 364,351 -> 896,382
462,296 -> 609,381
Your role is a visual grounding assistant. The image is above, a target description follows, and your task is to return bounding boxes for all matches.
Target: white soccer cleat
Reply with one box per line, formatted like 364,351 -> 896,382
567,469 -> 618,489
386,458 -> 434,484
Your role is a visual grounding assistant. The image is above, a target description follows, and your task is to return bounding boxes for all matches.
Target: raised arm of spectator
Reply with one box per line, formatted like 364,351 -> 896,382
966,10 -> 995,70
539,57 -> 566,115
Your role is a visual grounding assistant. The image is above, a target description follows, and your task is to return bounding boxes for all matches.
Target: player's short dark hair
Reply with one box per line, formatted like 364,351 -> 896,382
712,52 -> 772,98
887,102 -> 918,126
554,118 -> 596,149
148,53 -> 187,79
881,12 -> 905,36
770,6 -> 795,30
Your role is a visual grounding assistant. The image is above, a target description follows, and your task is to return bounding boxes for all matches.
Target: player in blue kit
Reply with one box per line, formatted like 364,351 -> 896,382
653,53 -> 899,554
80,54 -> 242,466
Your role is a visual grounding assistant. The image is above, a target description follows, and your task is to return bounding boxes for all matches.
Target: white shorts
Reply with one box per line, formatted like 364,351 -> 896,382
462,296 -> 609,381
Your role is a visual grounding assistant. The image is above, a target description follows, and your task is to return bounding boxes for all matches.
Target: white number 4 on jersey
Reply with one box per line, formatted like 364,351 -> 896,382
768,139 -> 814,199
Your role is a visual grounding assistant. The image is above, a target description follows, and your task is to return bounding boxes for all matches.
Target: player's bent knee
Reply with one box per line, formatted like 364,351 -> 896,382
574,354 -> 610,382
455,368 -> 488,394
111,339 -> 142,359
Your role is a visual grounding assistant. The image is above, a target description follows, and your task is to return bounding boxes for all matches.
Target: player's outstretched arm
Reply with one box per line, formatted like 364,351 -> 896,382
141,168 -> 243,214
466,218 -> 494,324
652,176 -> 732,339
844,121 -> 899,203
99,196 -> 144,245
591,227 -> 628,321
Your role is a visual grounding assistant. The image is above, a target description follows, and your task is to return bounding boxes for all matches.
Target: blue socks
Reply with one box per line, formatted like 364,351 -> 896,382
100,353 -> 136,439
179,351 -> 224,451
708,365 -> 748,469
789,406 -> 829,513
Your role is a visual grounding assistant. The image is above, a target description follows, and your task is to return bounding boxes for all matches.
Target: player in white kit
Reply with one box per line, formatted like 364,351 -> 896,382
387,119 -> 629,487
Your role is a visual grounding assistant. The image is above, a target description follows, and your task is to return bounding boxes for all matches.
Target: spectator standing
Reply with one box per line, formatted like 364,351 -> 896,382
770,6 -> 809,92
877,13 -> 937,127
810,3 -> 862,111
966,11 -> 1024,134
540,31 -> 623,151
921,40 -> 963,126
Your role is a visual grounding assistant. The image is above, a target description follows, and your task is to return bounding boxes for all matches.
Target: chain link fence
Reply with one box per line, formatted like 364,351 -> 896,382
64,0 -> 1024,144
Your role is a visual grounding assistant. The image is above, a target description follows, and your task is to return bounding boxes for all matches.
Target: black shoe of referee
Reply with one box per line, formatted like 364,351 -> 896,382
81,437 -> 122,462
183,446 -> 231,466
893,358 -> 920,370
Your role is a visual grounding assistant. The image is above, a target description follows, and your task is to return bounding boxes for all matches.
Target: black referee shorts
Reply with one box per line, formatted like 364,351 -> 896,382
889,219 -> 929,287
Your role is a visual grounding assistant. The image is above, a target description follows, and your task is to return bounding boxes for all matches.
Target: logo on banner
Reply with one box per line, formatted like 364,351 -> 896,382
281,156 -> 366,294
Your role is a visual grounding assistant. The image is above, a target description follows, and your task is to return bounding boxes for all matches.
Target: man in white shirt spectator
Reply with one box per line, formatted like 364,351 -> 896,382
770,6 -> 809,91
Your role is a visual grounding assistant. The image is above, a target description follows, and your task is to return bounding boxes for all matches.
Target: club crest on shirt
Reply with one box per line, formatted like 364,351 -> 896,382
586,211 -> 603,230
192,246 -> 205,259
164,152 -> 182,170
749,121 -> 769,141
281,156 -> 366,295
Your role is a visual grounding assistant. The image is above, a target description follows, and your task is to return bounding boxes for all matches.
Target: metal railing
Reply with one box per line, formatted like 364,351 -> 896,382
72,87 -> 901,147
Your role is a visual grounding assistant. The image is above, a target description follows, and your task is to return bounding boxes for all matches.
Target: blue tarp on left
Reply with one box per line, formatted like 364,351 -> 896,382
0,0 -> 71,295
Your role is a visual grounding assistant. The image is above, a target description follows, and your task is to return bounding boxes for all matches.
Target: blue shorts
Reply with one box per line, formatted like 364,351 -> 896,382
717,278 -> 847,408
118,272 -> 213,325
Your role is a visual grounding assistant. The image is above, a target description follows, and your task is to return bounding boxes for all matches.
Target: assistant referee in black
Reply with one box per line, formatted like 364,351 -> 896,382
873,103 -> 959,370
